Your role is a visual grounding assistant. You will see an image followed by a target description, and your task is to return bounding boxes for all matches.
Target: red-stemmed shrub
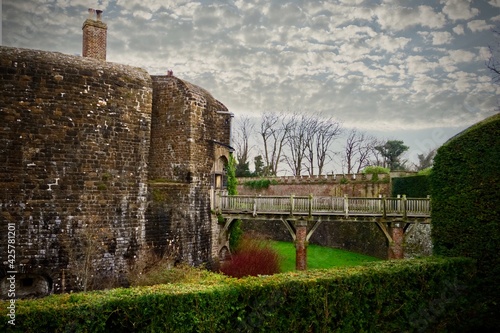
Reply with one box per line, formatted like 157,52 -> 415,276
220,236 -> 281,278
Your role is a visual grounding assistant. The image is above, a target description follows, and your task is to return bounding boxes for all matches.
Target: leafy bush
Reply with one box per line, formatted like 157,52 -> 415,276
228,219 -> 243,251
243,178 -> 278,189
0,257 -> 475,332
417,167 -> 432,176
130,263 -> 219,287
430,113 -> 500,330
362,166 -> 390,174
220,237 -> 281,278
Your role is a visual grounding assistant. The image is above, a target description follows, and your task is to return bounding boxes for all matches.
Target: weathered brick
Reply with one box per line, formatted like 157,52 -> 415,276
0,45 -> 231,298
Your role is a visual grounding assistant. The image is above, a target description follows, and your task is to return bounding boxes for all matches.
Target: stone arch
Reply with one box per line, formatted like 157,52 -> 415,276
1,273 -> 52,299
210,144 -> 231,211
218,246 -> 230,261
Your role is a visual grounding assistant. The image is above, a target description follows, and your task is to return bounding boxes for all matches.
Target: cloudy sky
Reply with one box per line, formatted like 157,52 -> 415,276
2,0 -> 500,172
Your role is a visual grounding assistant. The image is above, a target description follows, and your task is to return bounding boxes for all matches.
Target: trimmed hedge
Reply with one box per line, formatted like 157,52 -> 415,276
242,178 -> 278,190
430,113 -> 500,329
1,257 -> 475,332
392,175 -> 430,197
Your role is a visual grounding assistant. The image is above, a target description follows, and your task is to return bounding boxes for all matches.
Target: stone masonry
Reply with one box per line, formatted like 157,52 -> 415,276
0,45 -> 231,297
147,75 -> 231,265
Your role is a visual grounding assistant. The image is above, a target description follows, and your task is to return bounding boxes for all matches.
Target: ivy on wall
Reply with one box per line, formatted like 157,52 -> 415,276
227,154 -> 242,250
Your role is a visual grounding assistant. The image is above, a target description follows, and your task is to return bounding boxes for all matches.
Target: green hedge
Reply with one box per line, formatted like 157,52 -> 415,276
392,175 -> 430,197
430,113 -> 500,329
243,178 -> 278,190
1,257 -> 475,332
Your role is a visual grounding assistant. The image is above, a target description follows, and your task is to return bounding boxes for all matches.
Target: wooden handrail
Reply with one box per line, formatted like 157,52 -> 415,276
218,194 -> 431,218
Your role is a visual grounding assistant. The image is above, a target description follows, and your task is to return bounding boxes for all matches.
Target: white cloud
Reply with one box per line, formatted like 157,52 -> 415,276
375,5 -> 446,31
488,0 -> 500,8
447,71 -> 477,92
366,34 -> 411,53
467,20 -> 494,32
478,46 -> 492,61
3,0 -> 499,155
405,55 -> 439,75
440,0 -> 479,21
132,10 -> 153,20
115,0 -> 165,12
453,24 -> 465,35
431,31 -> 453,45
438,50 -> 476,72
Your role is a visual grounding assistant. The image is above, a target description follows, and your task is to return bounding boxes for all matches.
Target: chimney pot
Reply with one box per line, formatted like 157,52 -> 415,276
96,10 -> 103,21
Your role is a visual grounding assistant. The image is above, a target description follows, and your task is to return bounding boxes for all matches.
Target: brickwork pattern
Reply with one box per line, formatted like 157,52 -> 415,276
0,46 -> 152,293
147,75 -> 230,266
0,46 -> 232,297
82,19 -> 107,61
237,174 -> 391,197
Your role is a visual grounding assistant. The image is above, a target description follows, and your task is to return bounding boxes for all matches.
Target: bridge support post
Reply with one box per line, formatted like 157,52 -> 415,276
388,222 -> 404,259
295,220 -> 308,270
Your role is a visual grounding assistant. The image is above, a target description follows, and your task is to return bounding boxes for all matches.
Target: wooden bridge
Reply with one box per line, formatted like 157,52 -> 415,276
215,195 -> 431,269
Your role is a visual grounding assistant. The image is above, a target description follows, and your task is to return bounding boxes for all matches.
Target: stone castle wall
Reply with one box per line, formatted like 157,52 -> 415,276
237,173 -> 391,197
0,46 -> 230,297
0,46 -> 153,295
146,76 -> 230,265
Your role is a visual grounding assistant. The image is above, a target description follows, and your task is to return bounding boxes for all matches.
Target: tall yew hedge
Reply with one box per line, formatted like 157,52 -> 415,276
430,113 -> 500,329
392,175 -> 430,197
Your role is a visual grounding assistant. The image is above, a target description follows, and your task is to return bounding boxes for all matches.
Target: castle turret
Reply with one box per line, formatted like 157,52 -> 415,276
82,8 -> 107,61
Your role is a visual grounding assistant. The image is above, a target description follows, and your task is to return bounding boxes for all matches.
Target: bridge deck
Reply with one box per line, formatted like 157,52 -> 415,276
217,195 -> 431,223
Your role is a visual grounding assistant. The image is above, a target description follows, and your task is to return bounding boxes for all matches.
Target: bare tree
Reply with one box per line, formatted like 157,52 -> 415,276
259,112 -> 293,176
487,27 -> 500,83
234,116 -> 254,165
233,116 -> 255,176
343,129 -> 378,173
303,116 -> 319,176
284,114 -> 314,176
304,117 -> 342,176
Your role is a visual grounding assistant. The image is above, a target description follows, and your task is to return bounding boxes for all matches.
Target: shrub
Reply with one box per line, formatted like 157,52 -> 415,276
220,237 -> 281,278
228,219 -> 243,251
242,178 -> 278,189
392,175 -> 430,197
362,166 -> 390,174
417,167 -> 432,176
0,257 -> 476,332
430,113 -> 500,330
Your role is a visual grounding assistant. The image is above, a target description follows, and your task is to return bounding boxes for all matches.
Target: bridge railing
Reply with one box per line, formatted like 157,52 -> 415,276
218,195 -> 431,217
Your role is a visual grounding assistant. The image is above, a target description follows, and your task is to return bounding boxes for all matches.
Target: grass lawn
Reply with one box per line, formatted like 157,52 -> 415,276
270,241 -> 381,272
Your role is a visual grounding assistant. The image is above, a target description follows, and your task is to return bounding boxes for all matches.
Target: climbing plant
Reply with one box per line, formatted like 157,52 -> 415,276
227,154 -> 242,250
227,154 -> 238,196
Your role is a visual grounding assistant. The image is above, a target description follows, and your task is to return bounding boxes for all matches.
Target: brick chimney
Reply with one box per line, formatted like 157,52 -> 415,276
82,8 -> 107,61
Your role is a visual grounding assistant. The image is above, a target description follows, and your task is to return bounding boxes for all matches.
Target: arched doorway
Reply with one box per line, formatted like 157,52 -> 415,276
211,155 -> 229,210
